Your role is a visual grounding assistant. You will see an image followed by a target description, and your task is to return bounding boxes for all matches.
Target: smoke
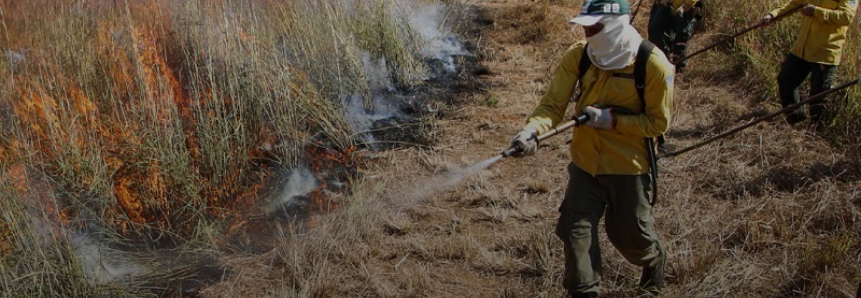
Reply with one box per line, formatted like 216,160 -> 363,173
406,2 -> 471,73
72,234 -> 149,284
341,1 -> 470,145
4,50 -> 27,65
268,166 -> 319,215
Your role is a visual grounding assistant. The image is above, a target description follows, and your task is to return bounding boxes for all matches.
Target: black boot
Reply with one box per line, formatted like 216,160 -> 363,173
569,292 -> 598,298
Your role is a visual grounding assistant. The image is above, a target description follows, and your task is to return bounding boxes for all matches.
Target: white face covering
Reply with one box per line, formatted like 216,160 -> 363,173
584,14 -> 643,70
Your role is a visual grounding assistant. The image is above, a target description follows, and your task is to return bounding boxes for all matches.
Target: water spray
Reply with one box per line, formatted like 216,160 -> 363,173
502,114 -> 590,157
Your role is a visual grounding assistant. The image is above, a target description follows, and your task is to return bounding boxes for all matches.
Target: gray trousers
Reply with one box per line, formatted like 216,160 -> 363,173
554,163 -> 664,295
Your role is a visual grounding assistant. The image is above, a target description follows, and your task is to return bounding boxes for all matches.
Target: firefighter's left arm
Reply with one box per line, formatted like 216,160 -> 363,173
813,0 -> 857,25
613,49 -> 673,138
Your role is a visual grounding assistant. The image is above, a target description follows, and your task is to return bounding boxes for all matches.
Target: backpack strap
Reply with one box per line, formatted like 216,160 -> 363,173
634,40 -> 655,107
634,40 -> 660,206
577,44 -> 592,97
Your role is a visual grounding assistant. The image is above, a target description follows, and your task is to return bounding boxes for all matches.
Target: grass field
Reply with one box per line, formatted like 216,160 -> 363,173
0,0 -> 859,297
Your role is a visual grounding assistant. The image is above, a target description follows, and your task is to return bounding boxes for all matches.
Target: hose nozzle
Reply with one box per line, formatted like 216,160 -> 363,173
501,113 -> 590,158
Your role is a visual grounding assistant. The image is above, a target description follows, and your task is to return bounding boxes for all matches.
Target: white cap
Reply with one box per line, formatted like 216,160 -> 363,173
568,14 -> 604,26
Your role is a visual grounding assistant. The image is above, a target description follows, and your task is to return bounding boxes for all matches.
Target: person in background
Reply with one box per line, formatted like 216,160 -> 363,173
760,0 -> 857,127
647,0 -> 702,73
509,0 -> 674,296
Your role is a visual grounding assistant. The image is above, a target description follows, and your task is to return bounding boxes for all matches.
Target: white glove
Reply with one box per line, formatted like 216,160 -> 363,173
760,14 -> 774,27
583,106 -> 615,130
510,127 -> 538,156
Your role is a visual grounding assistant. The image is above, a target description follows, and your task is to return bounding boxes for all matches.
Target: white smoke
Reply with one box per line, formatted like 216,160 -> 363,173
268,167 -> 318,214
343,94 -> 401,138
72,234 -> 149,284
406,2 -> 471,73
4,50 -> 27,65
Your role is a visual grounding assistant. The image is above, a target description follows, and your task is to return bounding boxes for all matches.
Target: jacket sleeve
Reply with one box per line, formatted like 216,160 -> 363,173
770,0 -> 805,17
524,43 -> 583,134
614,48 -> 674,138
813,0 -> 857,25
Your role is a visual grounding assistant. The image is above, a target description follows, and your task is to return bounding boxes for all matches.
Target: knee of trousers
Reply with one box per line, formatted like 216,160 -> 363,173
555,214 -> 598,244
606,217 -> 660,265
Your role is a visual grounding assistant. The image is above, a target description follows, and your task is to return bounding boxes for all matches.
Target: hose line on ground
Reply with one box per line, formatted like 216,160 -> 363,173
662,78 -> 861,158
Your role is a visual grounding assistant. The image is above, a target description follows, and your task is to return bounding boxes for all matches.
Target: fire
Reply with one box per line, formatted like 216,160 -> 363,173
0,0 -> 360,249
305,144 -> 360,213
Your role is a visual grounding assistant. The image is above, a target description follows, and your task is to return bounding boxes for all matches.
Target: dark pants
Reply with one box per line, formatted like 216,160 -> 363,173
648,3 -> 697,70
555,163 -> 664,295
777,53 -> 837,125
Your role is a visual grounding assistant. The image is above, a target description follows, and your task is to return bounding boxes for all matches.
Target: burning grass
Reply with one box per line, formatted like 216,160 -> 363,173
0,0 -> 466,296
2,0 -> 860,297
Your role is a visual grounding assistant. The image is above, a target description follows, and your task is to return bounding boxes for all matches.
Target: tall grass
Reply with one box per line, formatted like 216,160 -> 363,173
0,0 -> 439,296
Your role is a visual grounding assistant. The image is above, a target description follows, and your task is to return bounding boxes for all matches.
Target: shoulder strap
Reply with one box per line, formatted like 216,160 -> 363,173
579,44 -> 592,79
634,39 -> 655,109
578,44 -> 592,90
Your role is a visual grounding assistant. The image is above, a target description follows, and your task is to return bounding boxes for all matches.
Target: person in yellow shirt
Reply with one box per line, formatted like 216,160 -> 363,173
647,0 -> 702,73
760,0 -> 857,126
509,0 -> 674,296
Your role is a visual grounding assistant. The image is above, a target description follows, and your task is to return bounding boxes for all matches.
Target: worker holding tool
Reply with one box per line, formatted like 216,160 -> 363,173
647,0 -> 702,73
760,0 -> 857,127
509,0 -> 674,296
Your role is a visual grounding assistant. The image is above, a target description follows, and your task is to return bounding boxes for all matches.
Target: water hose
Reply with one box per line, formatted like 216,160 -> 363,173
663,78 -> 861,158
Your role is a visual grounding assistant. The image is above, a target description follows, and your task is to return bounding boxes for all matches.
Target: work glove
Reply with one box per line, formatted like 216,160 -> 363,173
759,14 -> 774,27
583,106 -> 615,130
510,127 -> 538,156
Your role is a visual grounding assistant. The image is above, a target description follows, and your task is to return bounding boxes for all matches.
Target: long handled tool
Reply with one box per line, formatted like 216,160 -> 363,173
663,77 -> 861,158
674,5 -> 802,66
630,0 -> 645,24
502,114 -> 590,157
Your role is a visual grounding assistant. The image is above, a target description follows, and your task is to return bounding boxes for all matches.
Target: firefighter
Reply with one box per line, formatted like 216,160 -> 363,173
760,0 -> 857,127
509,0 -> 674,296
647,0 -> 702,73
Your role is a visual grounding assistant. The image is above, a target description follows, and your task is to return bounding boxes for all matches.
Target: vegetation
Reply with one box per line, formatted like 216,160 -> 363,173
0,0 -> 438,296
1,0 -> 859,297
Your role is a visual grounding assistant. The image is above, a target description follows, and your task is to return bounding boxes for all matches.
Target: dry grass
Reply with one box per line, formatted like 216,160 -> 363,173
201,1 -> 860,297
0,0 -> 439,296
2,0 -> 860,297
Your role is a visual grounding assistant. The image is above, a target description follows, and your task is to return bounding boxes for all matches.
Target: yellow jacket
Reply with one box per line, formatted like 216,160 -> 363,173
524,41 -> 675,176
770,0 -> 857,65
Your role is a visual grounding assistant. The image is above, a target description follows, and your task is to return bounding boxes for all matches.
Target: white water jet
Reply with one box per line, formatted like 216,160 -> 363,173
391,155 -> 503,209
